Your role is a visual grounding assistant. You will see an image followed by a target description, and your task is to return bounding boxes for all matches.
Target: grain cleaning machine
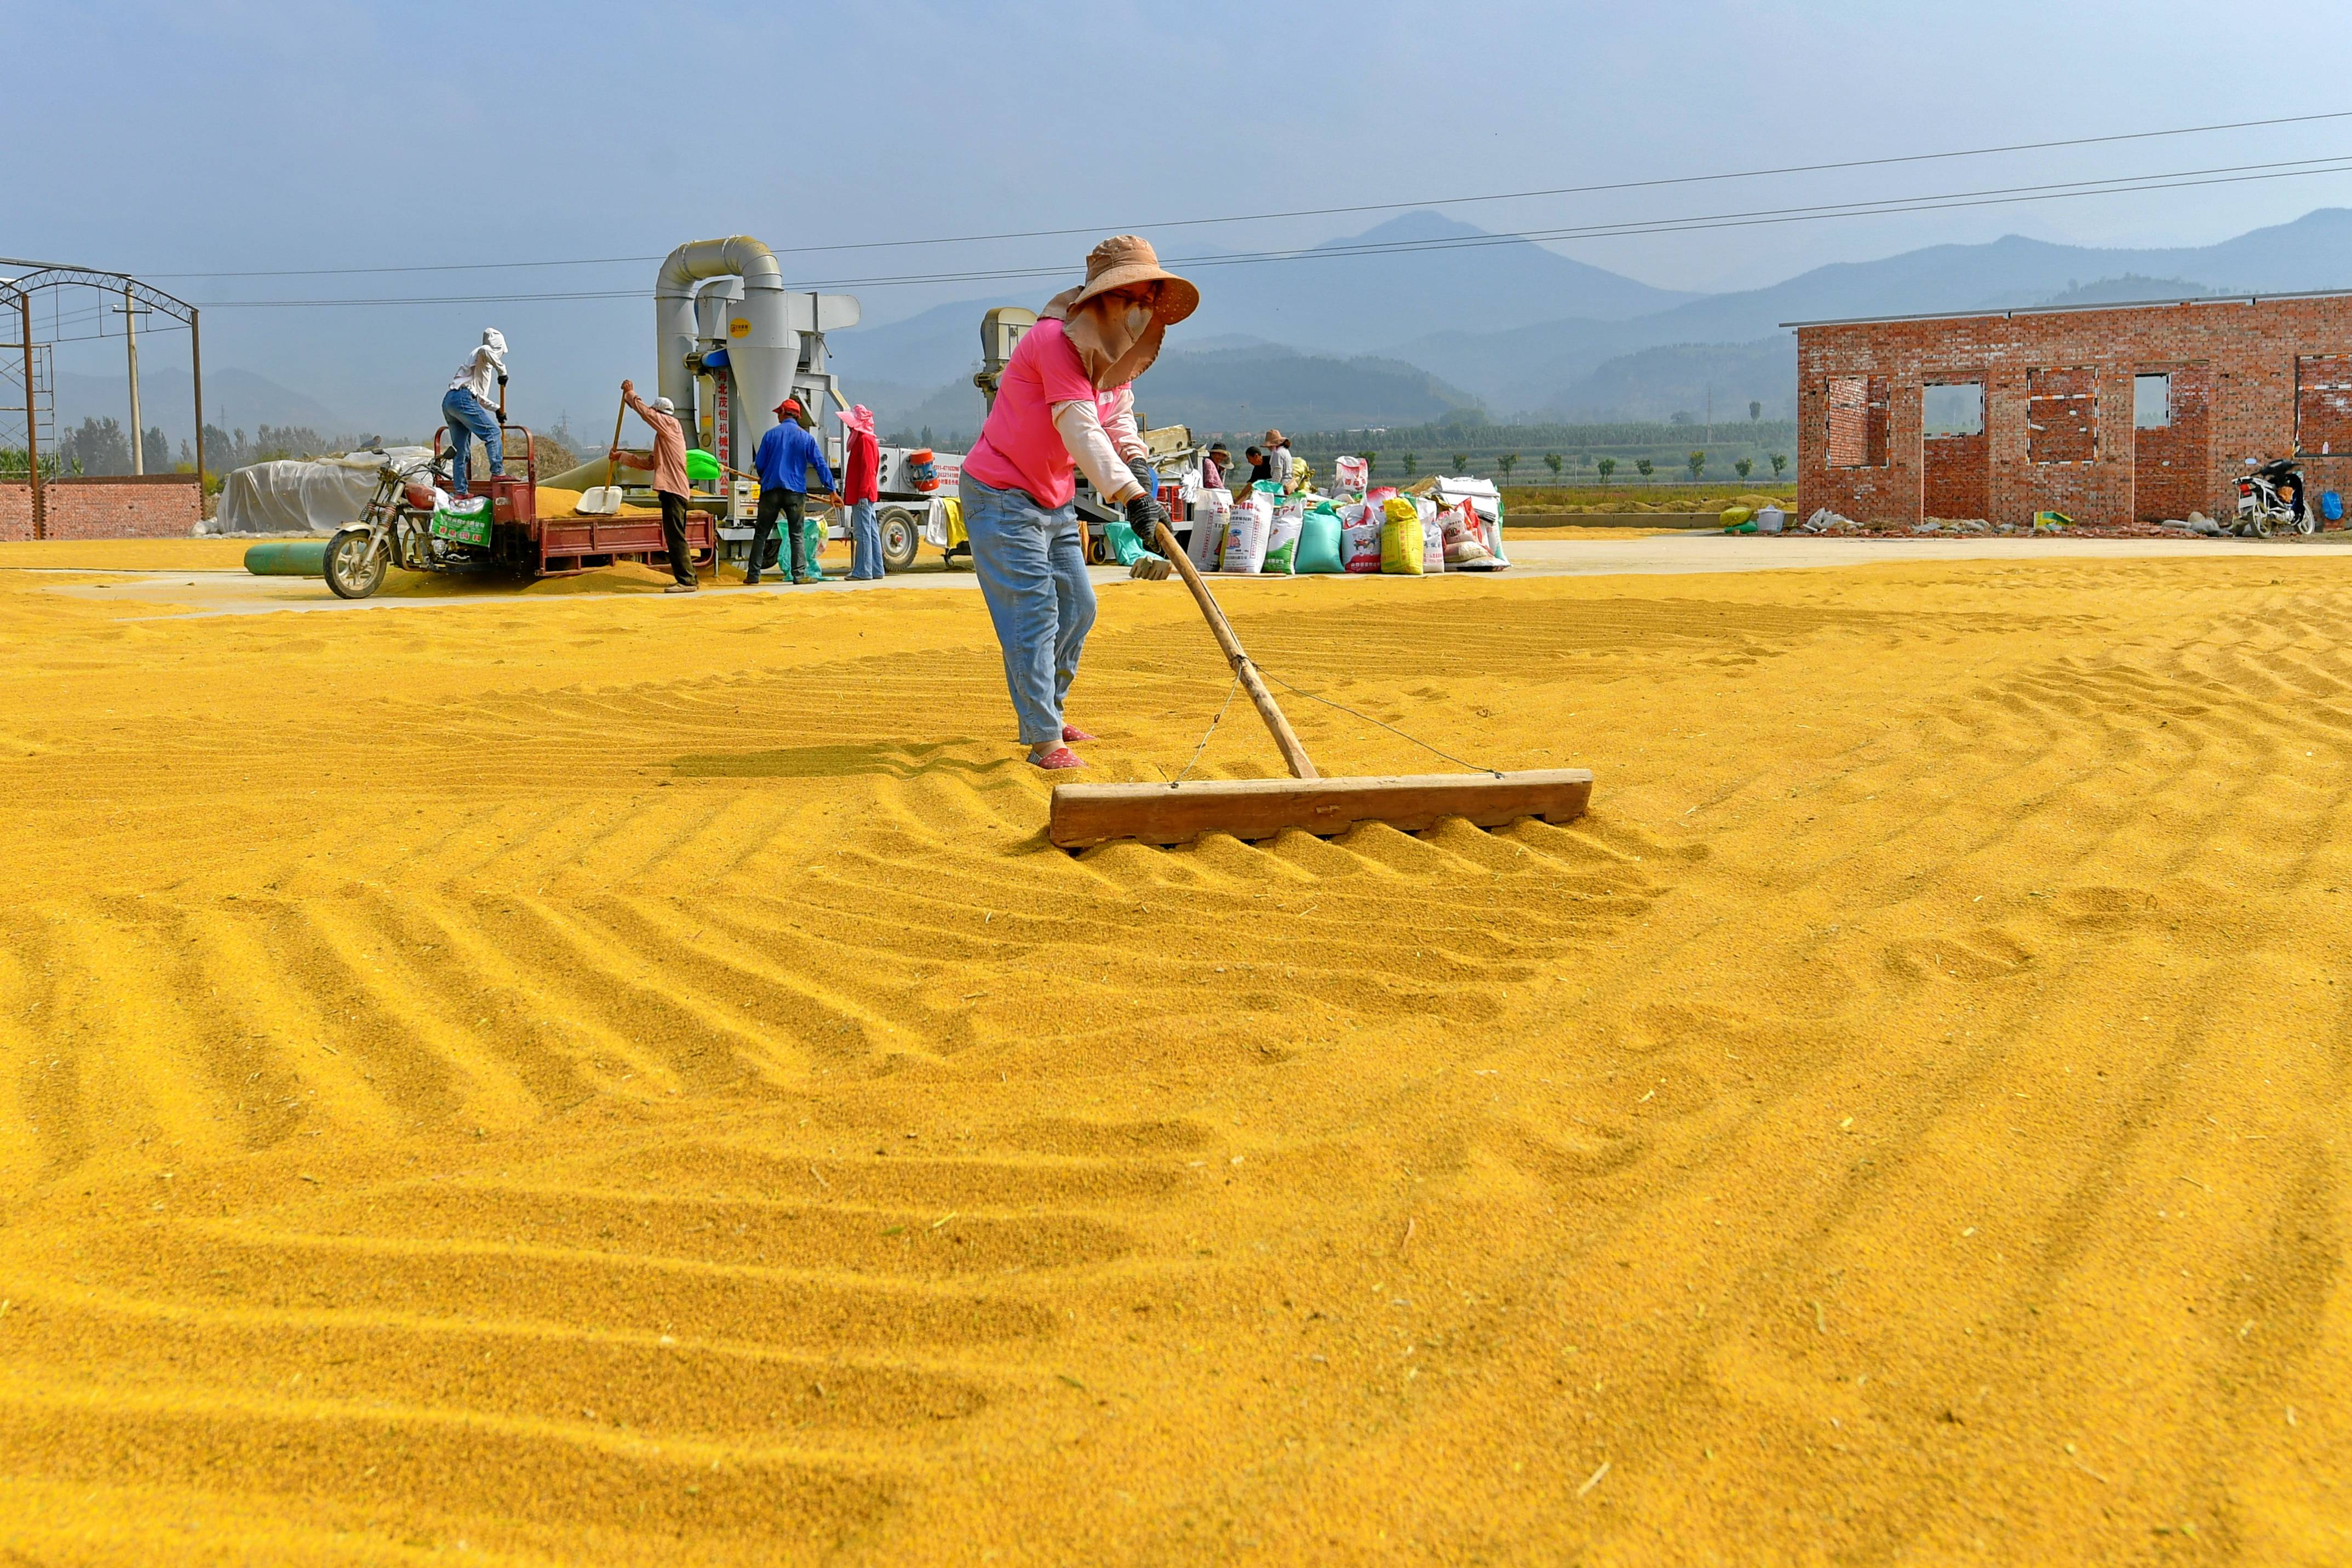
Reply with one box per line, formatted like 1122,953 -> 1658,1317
651,236 -> 957,573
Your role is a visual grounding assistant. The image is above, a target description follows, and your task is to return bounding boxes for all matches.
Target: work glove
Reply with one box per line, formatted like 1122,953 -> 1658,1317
1123,491 -> 1171,548
1123,492 -> 1173,579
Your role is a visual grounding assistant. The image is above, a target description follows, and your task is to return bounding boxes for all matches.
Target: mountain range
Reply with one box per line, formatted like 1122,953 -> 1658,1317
830,206 -> 2352,439
58,209 -> 2352,451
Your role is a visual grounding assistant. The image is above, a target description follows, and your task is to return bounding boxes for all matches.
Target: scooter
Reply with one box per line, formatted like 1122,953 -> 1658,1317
2235,457 -> 2315,537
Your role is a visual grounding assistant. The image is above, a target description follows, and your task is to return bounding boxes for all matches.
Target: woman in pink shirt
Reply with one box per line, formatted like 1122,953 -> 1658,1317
959,235 -> 1198,769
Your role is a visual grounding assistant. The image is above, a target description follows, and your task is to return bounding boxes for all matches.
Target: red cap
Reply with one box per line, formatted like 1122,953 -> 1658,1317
776,398 -> 802,418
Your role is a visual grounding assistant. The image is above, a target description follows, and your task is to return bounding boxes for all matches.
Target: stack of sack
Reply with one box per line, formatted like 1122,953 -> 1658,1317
1431,476 -> 1509,567
1215,481 -> 1353,576
1218,483 -> 1276,572
1187,486 -> 1231,571
1179,467 -> 1504,578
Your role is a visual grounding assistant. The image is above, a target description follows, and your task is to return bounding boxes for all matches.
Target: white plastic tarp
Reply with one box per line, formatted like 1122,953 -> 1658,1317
211,447 -> 433,535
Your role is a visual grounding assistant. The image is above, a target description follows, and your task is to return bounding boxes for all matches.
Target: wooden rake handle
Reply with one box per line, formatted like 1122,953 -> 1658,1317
1152,520 -> 1320,781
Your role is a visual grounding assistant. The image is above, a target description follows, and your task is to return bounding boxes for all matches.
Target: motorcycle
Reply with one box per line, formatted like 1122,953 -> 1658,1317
323,457 -> 496,599
2234,456 -> 2316,538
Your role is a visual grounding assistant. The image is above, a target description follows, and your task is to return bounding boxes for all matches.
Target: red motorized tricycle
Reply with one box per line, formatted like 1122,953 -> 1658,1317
322,424 -> 719,599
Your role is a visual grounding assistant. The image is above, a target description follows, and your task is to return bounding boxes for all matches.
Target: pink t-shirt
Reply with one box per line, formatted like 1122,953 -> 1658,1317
965,319 -> 1112,509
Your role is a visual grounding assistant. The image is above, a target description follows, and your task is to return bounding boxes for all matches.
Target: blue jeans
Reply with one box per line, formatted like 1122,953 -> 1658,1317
441,387 -> 501,496
847,498 -> 882,578
960,474 -> 1094,748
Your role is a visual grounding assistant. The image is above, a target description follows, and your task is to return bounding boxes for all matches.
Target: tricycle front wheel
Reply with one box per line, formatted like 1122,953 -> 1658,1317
324,527 -> 388,599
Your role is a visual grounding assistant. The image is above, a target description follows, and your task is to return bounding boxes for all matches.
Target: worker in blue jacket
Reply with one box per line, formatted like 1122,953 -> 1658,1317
747,398 -> 842,585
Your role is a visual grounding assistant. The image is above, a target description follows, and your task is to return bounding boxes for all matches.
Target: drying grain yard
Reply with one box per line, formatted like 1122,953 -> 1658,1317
22,0 -> 2352,1558
0,535 -> 2347,1563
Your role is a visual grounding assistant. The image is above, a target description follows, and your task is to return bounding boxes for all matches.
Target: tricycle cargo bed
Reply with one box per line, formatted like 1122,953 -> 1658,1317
536,512 -> 716,575
465,461 -> 714,577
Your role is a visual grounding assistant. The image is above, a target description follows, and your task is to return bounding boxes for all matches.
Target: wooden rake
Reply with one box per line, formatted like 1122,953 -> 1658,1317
1046,520 -> 1593,849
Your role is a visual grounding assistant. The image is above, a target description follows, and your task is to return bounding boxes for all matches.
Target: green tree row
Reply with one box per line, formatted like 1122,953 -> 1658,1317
1332,447 -> 1791,484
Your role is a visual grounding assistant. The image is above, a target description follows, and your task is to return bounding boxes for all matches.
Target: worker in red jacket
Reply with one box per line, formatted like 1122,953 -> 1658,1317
839,403 -> 884,579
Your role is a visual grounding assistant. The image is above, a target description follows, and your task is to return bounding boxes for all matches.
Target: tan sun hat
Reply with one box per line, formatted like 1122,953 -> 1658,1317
1046,235 -> 1200,325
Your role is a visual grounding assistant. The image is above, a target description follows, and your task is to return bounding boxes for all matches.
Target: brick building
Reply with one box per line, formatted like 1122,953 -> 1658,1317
0,474 -> 204,542
1793,291 -> 2352,528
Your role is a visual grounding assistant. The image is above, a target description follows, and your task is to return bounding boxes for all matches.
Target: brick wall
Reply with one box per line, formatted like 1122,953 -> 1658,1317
1797,295 -> 2352,527
1923,429 -> 1989,520
2133,366 -> 2213,522
0,475 -> 202,541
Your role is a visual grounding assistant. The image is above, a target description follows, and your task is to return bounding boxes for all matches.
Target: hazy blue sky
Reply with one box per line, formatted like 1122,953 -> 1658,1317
11,0 -> 2350,435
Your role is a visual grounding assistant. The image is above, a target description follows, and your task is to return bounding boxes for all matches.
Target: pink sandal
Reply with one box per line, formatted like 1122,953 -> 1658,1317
1029,746 -> 1086,771
1061,725 -> 1097,743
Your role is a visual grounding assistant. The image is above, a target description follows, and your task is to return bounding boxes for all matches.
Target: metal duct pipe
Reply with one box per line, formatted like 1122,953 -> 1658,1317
653,238 -> 796,464
675,277 -> 742,444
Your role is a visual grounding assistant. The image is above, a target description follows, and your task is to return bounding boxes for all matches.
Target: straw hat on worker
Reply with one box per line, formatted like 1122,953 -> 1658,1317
958,234 -> 1200,769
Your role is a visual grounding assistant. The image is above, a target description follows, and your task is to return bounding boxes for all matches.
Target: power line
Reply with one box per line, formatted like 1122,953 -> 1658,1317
186,153 -> 2352,308
131,107 -> 2352,281
785,152 -> 2352,290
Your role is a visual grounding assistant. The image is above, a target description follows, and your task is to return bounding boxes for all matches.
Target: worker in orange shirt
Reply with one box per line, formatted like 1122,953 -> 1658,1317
611,378 -> 698,593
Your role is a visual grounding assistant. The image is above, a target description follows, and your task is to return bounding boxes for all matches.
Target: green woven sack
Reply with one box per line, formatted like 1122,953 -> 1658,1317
1295,507 -> 1344,573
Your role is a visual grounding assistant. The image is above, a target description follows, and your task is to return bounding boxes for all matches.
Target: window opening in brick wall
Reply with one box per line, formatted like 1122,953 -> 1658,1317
2027,367 -> 2097,464
2134,373 -> 2171,429
1923,381 -> 1983,437
2296,354 -> 2352,456
1826,375 -> 1890,468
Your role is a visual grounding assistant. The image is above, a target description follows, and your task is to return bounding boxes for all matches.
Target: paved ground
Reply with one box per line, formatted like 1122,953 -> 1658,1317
18,531 -> 2351,617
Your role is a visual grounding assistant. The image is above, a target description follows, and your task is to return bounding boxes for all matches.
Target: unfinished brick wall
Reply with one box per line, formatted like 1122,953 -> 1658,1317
2298,354 -> 2352,456
0,476 -> 202,541
1826,376 -> 1889,469
1923,428 -> 1988,520
2026,367 -> 2097,464
1798,294 -> 2352,527
2135,367 -> 2213,522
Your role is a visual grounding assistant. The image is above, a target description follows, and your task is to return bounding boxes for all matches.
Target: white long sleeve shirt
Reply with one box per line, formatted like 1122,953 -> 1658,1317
448,342 -> 507,400
1050,386 -> 1152,503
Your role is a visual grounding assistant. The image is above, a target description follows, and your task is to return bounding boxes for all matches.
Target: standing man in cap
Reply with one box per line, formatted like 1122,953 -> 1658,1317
747,397 -> 841,586
612,378 -> 699,593
441,328 -> 508,497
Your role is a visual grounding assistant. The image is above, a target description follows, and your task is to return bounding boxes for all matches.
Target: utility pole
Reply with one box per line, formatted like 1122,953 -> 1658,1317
113,285 -> 150,474
190,308 -> 205,513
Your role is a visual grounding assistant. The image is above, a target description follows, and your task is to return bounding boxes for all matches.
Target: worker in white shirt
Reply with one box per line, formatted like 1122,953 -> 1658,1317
441,328 -> 508,497
1263,428 -> 1294,490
